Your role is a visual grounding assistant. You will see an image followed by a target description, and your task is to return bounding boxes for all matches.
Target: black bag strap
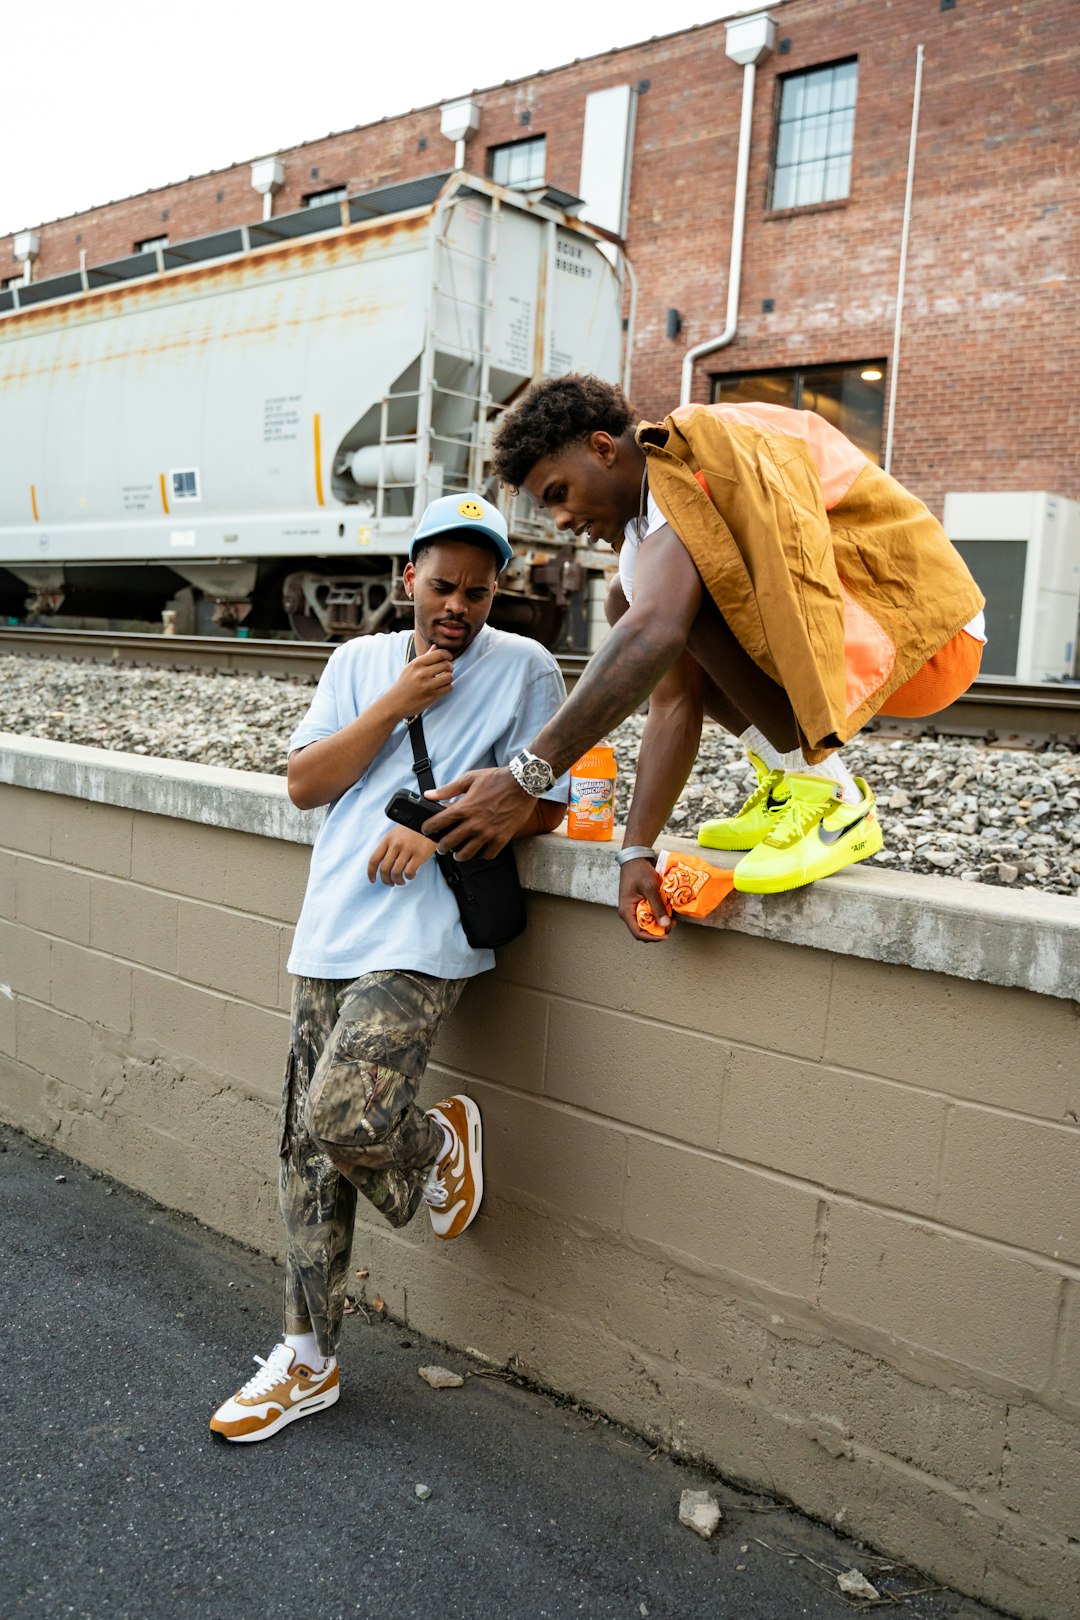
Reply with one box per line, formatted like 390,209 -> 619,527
403,637 -> 437,794
407,711 -> 436,796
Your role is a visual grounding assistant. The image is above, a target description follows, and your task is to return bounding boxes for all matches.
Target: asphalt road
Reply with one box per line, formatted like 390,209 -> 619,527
0,1123 -> 1000,1620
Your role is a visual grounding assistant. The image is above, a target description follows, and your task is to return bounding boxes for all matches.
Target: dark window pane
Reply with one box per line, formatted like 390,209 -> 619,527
713,362 -> 885,464
713,371 -> 799,410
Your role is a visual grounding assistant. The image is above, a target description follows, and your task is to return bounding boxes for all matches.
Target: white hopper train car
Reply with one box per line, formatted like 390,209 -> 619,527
0,172 -> 629,642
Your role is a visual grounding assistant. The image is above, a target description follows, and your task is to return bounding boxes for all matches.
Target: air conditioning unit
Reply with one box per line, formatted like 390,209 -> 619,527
943,492 -> 1080,681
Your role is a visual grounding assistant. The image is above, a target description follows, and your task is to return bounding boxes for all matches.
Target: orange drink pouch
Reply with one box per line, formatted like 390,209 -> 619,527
634,849 -> 735,937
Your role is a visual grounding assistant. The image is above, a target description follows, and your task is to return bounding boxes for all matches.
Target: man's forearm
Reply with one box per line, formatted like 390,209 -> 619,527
529,615 -> 684,776
623,703 -> 702,850
288,696 -> 400,809
516,798 -> 566,839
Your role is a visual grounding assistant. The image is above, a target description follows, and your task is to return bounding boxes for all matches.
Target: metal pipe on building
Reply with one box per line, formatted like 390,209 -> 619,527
884,44 -> 925,476
679,12 -> 776,406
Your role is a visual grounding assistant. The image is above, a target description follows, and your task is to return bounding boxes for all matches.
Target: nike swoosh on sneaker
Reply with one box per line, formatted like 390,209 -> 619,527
290,1383 -> 320,1403
818,808 -> 873,846
428,1195 -> 468,1237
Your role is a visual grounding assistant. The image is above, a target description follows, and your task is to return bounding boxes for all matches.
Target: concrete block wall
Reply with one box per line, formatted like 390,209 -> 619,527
1,737 -> 1078,1619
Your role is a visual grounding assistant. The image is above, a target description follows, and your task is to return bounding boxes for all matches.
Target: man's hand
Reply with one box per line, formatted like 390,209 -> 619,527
423,767 -> 536,858
387,645 -> 454,721
367,826 -> 437,887
618,858 -> 674,943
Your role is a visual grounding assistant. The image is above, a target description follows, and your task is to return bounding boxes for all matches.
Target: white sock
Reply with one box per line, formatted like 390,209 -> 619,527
789,750 -> 863,807
738,726 -> 784,772
284,1330 -> 328,1370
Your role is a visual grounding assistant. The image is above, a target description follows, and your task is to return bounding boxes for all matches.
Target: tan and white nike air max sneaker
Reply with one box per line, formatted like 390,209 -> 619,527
423,1094 -> 483,1240
210,1343 -> 339,1443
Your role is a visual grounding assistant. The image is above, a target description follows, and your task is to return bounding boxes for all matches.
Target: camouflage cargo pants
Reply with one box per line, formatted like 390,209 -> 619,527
278,970 -> 466,1358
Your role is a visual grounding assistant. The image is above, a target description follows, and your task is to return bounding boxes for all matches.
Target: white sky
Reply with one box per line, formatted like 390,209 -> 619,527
1,0 -> 759,236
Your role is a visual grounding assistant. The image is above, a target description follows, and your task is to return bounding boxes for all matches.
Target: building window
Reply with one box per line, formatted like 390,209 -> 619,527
712,362 -> 886,463
136,234 -> 169,253
770,59 -> 857,211
170,468 -> 201,502
489,136 -> 547,190
304,186 -> 347,208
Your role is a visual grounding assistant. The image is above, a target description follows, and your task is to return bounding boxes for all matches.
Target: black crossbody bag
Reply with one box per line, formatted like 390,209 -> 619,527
406,710 -> 529,950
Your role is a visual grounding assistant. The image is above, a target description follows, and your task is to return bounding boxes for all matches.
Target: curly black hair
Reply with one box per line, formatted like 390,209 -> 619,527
492,374 -> 635,490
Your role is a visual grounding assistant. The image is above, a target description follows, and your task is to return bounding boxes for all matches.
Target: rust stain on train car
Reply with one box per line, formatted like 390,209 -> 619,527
0,208 -> 431,346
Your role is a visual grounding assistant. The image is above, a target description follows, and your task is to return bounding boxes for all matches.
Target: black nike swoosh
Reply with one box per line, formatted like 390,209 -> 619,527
818,808 -> 873,846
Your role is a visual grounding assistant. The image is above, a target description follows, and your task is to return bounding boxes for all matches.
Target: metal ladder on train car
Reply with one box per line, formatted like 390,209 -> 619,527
371,186 -> 502,526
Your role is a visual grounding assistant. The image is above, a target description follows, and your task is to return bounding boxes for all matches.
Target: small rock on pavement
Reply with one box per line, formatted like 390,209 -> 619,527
414,1484 -> 432,1501
418,1364 -> 464,1389
54,1175 -> 66,1183
678,1488 -> 722,1539
837,1568 -> 880,1601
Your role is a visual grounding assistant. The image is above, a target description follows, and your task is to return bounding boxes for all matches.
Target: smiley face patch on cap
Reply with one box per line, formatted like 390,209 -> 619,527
457,499 -> 485,520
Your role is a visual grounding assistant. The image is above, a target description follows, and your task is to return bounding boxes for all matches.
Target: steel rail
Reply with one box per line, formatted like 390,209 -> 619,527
0,627 -> 1076,742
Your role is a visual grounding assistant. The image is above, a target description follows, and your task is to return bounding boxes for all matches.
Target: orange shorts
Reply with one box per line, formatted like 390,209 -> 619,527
877,630 -> 983,719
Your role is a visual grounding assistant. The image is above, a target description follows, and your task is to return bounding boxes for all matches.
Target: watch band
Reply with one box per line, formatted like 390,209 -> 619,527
615,845 -> 658,866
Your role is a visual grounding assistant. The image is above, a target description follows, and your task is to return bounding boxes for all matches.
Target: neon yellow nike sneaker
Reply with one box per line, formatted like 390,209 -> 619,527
732,774 -> 883,893
698,751 -> 791,851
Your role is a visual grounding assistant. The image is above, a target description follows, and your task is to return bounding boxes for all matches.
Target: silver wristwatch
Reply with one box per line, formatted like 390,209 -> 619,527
508,747 -> 556,797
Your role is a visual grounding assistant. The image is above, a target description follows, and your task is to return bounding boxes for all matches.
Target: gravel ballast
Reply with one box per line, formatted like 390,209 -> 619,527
4,653 -> 1079,895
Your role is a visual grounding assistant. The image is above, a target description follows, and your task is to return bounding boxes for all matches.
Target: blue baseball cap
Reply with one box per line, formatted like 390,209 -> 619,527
409,492 -> 514,573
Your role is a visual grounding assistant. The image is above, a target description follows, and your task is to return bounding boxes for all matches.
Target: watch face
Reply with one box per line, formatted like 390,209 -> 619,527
526,760 -> 553,793
514,752 -> 554,794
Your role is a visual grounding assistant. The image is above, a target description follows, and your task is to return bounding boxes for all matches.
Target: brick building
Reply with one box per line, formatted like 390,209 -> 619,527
3,0 -> 1076,516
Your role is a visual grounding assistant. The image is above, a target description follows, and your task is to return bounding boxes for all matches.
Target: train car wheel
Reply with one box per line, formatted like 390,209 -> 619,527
288,612 -> 333,642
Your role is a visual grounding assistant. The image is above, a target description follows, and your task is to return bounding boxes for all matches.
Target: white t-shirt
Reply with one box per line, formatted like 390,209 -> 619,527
286,627 -> 567,982
619,492 -> 986,641
618,492 -> 666,607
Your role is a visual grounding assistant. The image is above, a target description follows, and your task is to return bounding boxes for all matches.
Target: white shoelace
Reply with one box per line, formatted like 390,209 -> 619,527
237,1343 -> 296,1399
423,1168 -> 449,1209
422,1123 -> 455,1208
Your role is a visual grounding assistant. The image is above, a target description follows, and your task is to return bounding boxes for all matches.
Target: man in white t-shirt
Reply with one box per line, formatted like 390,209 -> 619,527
210,494 -> 566,1444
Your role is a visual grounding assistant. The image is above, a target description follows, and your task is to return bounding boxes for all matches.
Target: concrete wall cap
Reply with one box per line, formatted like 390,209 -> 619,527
1,732 -> 1076,1002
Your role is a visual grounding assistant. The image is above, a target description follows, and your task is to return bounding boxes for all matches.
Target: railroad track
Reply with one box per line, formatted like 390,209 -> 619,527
1,626 -> 1077,746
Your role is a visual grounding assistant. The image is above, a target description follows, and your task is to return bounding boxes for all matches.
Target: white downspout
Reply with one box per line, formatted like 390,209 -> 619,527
680,12 -> 776,406
883,44 -> 925,476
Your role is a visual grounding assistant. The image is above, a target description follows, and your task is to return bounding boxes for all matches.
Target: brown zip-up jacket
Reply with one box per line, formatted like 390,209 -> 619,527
638,403 -> 985,762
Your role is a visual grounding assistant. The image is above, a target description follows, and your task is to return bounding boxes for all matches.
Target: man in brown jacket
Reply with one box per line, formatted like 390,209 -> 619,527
425,375 -> 985,935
